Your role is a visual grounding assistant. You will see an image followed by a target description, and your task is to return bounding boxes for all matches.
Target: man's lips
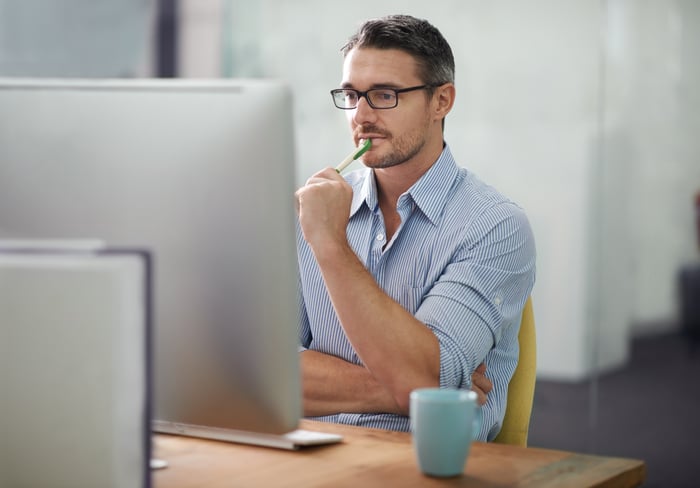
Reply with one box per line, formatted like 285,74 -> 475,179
357,134 -> 385,145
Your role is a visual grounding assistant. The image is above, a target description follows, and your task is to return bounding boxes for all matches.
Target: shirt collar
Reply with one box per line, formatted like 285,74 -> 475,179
349,144 -> 460,225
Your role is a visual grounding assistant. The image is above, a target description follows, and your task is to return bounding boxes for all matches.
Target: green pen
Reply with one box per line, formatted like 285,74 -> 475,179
335,138 -> 372,174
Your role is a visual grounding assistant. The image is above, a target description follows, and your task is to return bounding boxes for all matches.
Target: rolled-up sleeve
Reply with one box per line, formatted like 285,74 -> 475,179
415,203 -> 536,389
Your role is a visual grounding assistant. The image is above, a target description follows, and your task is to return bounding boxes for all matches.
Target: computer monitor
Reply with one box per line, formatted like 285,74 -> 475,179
0,78 -> 302,443
0,243 -> 151,488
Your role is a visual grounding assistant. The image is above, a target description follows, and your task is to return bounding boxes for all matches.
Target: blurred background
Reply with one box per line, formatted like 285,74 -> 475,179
2,0 -> 698,486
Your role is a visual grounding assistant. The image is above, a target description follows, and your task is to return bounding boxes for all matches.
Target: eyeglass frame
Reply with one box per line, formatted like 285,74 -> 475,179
329,84 -> 438,110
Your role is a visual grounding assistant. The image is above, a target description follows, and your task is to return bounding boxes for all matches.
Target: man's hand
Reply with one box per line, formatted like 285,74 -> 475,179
295,168 -> 353,250
471,363 -> 492,406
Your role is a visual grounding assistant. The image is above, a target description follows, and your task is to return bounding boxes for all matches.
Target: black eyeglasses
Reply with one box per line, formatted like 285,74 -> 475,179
330,85 -> 433,110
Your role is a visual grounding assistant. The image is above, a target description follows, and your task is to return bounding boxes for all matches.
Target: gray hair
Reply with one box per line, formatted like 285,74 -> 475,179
341,14 -> 455,89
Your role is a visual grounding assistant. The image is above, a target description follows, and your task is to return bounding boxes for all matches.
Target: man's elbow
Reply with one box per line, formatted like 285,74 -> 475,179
392,391 -> 411,415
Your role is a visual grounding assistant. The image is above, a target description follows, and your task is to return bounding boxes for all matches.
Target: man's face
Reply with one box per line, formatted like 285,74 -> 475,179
341,47 -> 434,170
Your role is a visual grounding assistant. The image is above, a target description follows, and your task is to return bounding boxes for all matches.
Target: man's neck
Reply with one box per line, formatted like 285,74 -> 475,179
373,141 -> 444,210
373,141 -> 444,242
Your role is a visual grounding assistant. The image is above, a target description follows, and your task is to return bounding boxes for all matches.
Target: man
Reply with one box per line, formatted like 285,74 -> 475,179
295,14 -> 535,441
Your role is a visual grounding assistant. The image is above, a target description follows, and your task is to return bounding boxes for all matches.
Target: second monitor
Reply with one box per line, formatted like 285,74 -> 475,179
0,78 -> 303,441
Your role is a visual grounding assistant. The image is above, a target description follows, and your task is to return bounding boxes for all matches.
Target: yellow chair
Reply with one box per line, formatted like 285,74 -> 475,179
493,297 -> 536,446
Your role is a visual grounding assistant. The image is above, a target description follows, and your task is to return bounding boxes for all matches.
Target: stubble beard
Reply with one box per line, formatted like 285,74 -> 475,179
361,118 -> 431,169
371,137 -> 425,169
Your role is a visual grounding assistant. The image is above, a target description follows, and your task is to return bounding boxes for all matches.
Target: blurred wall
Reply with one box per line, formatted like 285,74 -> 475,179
0,0 -> 155,76
602,0 -> 700,329
179,0 -> 700,380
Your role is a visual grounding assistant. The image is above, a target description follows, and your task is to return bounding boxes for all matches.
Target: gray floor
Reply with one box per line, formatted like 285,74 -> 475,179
528,332 -> 700,488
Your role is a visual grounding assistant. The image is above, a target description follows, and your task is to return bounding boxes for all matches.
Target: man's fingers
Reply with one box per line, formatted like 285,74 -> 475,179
475,388 -> 487,406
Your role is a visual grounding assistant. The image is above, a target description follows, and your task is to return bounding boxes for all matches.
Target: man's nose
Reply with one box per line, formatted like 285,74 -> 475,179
352,95 -> 377,124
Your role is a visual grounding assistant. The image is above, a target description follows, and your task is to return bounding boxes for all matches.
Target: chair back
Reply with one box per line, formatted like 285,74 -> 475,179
493,297 -> 536,446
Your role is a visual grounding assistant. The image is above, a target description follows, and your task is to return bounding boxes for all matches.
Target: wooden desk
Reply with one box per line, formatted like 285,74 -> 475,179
153,420 -> 645,487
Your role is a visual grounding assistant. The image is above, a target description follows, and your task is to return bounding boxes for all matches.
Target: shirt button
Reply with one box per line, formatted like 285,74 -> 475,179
376,234 -> 385,241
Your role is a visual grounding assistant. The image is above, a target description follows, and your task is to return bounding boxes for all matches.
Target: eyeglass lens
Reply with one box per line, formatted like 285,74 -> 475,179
335,89 -> 398,109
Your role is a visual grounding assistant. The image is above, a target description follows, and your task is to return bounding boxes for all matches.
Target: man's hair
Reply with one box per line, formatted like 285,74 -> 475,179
341,15 -> 455,89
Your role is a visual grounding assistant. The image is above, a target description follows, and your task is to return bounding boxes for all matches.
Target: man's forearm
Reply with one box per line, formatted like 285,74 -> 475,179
312,241 -> 441,411
301,349 -> 403,416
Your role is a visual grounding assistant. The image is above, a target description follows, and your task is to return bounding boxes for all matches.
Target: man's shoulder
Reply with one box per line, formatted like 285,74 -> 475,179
450,169 -> 528,223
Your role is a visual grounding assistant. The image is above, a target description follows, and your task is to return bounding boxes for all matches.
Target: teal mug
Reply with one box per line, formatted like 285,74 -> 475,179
409,388 -> 482,477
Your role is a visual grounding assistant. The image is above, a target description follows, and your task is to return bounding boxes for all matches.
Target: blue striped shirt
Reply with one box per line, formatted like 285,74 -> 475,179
297,144 -> 536,441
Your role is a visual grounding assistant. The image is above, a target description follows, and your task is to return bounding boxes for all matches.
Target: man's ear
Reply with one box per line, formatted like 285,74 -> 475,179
433,83 -> 455,122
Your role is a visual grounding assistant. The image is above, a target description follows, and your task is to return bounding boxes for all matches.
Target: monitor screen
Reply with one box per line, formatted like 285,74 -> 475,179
0,78 -> 302,438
